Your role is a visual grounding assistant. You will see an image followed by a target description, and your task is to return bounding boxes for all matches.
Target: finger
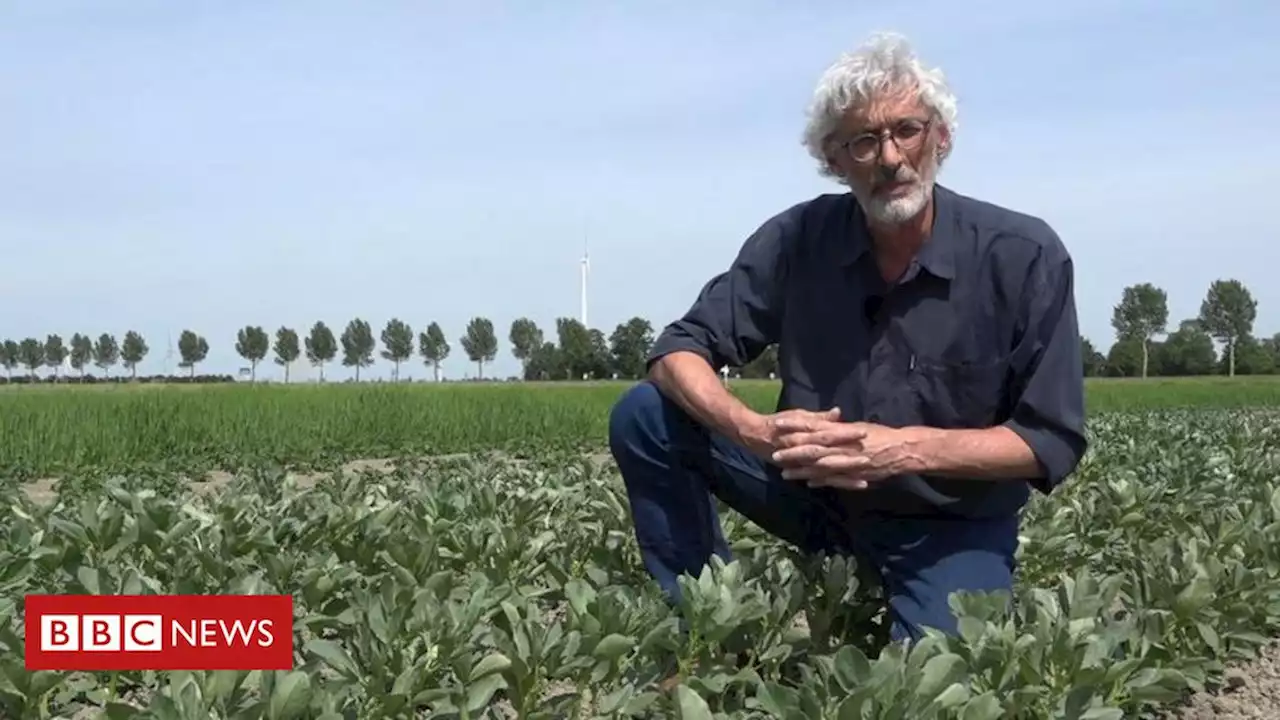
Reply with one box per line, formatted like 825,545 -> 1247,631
807,475 -> 870,490
774,426 -> 868,449
780,453 -> 871,477
768,438 -> 870,466
771,443 -> 843,466
774,416 -> 847,434
773,407 -> 841,430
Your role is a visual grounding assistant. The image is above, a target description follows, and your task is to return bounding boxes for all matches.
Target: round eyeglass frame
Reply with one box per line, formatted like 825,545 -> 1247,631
834,116 -> 934,164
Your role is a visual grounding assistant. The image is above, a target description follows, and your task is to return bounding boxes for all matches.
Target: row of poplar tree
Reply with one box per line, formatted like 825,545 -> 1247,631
0,315 -> 661,383
1089,278 -> 1275,377
1,278 -> 1273,383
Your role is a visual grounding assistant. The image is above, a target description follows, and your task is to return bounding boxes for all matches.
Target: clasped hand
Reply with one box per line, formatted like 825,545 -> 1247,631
747,407 -> 916,491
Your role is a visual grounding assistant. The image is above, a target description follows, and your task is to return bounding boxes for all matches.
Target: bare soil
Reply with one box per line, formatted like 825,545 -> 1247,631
1158,641 -> 1280,719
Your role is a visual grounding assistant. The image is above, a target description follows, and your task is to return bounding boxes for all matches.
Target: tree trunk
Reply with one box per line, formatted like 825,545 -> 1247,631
1140,340 -> 1149,379
284,364 -> 291,383
1229,341 -> 1236,377
433,363 -> 440,382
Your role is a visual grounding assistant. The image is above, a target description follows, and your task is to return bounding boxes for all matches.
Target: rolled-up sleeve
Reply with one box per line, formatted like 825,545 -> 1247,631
1002,235 -> 1088,494
647,210 -> 794,371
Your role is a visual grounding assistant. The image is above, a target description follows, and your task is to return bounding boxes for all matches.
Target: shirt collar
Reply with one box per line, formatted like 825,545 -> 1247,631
838,184 -> 958,281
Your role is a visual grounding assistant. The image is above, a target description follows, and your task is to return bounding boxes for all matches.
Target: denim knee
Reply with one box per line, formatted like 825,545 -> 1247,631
608,380 -> 666,463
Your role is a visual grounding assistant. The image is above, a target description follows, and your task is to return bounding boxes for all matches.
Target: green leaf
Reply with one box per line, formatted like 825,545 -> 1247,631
470,652 -> 512,679
464,673 -> 508,713
103,703 -> 142,719
267,671 -> 311,720
915,652 -> 967,701
303,639 -> 360,678
674,684 -> 714,720
593,633 -> 636,661
932,682 -> 970,709
962,691 -> 1004,720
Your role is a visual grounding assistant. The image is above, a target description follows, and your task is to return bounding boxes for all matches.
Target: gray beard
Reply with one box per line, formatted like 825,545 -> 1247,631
857,180 -> 933,224
848,151 -> 940,225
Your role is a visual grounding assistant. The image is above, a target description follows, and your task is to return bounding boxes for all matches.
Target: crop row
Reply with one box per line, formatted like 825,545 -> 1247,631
2,408 -> 1280,717
4,377 -> 1280,482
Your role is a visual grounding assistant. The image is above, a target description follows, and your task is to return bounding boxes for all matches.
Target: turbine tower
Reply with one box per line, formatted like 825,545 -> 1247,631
579,248 -> 589,328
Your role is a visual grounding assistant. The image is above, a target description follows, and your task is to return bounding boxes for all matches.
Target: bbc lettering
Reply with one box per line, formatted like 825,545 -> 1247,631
42,614 -> 161,651
25,594 -> 293,671
40,614 -> 275,652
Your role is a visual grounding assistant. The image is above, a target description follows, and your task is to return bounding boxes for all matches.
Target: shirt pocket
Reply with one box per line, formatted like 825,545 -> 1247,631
905,352 -> 1011,429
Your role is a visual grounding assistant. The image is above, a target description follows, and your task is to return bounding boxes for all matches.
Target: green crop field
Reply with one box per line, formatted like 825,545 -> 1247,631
3,375 -> 1280,481
3,378 -> 1280,717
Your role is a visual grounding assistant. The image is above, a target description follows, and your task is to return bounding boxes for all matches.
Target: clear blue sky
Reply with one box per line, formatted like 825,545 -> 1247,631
2,0 -> 1276,380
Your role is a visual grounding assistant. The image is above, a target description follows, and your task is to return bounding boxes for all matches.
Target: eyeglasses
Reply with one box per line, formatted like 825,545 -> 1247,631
834,117 -> 933,164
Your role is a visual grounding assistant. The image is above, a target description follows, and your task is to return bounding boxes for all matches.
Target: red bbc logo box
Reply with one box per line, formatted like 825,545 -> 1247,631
24,594 -> 294,671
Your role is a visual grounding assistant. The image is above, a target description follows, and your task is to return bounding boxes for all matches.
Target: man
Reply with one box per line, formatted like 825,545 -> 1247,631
607,31 -> 1087,643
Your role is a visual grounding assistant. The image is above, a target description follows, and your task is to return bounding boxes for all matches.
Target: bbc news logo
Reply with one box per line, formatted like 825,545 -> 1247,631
24,594 -> 293,671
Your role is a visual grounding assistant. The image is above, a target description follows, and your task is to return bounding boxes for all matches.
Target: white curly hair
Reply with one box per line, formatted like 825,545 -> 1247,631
801,32 -> 958,184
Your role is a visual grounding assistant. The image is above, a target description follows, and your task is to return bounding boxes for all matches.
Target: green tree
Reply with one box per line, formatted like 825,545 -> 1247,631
1220,335 -> 1275,376
586,328 -> 612,378
93,333 -> 119,378
68,333 -> 94,377
1264,333 -> 1280,371
273,327 -> 301,382
380,318 -> 414,381
340,318 -> 375,380
460,317 -> 498,379
508,318 -> 544,372
418,322 -> 450,381
555,317 -> 593,380
741,344 -> 780,379
1110,282 -> 1168,378
609,317 -> 655,379
18,338 -> 43,379
1155,319 -> 1216,376
235,325 -> 270,381
177,330 -> 209,377
1104,336 -> 1144,377
44,334 -> 68,380
305,321 -> 337,381
1199,279 -> 1257,377
1079,337 -> 1106,377
523,342 -> 562,380
121,331 -> 148,378
0,339 -> 18,379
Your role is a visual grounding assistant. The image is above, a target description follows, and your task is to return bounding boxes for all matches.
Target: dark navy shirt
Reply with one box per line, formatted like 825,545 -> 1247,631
648,184 -> 1088,519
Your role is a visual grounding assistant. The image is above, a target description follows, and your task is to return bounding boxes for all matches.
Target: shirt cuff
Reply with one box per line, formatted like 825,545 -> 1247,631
1002,416 -> 1083,494
647,333 -> 717,369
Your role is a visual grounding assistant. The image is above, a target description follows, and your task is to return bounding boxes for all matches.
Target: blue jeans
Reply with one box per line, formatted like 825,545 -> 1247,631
607,380 -> 1019,643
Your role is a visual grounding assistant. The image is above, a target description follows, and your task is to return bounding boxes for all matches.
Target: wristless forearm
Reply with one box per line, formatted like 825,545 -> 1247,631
649,352 -> 759,442
903,425 -> 1042,480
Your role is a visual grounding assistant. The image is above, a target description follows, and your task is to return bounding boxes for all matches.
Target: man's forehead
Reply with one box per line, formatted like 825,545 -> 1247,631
836,88 -> 928,131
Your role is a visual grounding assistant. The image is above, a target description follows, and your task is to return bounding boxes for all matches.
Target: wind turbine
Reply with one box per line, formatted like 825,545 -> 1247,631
579,248 -> 589,328
164,331 -> 174,376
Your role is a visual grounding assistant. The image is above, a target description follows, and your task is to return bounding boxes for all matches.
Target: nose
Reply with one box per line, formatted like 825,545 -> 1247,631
877,133 -> 904,169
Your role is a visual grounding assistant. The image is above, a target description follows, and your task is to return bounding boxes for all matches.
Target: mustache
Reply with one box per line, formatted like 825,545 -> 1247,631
872,163 -> 918,187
